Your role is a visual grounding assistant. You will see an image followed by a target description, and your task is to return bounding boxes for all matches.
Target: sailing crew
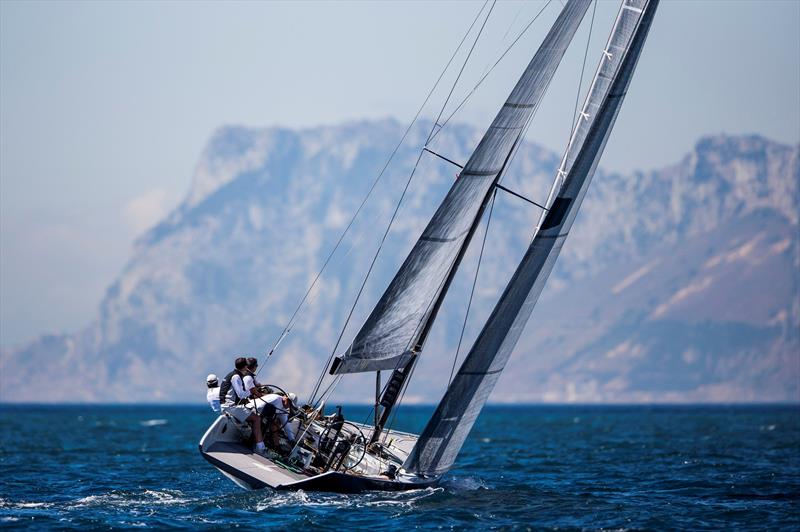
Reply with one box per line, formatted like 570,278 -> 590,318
243,357 -> 262,396
206,374 -> 220,412
220,357 -> 268,455
258,392 -> 297,450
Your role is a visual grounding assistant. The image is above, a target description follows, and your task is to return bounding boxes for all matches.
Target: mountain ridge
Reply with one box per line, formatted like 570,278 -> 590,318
1,120 -> 797,403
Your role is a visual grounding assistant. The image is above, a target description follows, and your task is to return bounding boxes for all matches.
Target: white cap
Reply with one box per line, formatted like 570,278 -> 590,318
287,392 -> 297,404
207,374 -> 218,383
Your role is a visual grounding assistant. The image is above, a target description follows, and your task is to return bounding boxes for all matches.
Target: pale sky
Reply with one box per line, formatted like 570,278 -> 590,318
1,0 -> 799,346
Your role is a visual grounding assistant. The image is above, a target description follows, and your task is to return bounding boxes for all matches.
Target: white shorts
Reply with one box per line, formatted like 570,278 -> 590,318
222,404 -> 255,423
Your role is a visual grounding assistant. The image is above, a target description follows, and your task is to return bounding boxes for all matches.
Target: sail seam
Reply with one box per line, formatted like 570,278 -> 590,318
489,125 -> 525,131
503,102 -> 535,109
458,369 -> 503,376
460,169 -> 501,177
420,229 -> 470,243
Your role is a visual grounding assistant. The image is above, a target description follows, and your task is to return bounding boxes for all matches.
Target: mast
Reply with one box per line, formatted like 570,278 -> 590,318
404,0 -> 660,477
330,0 -> 592,378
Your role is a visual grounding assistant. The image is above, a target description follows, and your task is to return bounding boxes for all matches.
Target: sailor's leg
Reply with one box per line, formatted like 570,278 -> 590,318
270,419 -> 281,447
247,413 -> 263,444
275,411 -> 289,434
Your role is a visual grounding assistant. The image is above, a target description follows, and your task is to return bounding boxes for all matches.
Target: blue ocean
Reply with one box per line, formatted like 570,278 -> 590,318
1,404 -> 798,529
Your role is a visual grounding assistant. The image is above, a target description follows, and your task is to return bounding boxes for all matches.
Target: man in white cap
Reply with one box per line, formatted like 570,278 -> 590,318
206,374 -> 221,412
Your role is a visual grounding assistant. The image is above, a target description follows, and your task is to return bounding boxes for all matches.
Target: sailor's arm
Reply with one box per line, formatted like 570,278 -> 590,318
231,375 -> 251,400
243,375 -> 261,397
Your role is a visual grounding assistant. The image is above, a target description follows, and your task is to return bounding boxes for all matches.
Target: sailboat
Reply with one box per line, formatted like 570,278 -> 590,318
199,0 -> 659,492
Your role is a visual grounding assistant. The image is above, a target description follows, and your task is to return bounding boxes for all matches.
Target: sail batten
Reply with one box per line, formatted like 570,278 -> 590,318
332,0 -> 593,375
404,0 -> 659,477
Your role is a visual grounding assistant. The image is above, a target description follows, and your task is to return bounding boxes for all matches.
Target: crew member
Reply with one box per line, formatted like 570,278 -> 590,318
206,374 -> 220,412
243,357 -> 262,396
220,357 -> 267,455
257,392 -> 297,449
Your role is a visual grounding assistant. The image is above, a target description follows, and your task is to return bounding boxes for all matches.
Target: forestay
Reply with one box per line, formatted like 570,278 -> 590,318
331,0 -> 592,375
404,0 -> 659,477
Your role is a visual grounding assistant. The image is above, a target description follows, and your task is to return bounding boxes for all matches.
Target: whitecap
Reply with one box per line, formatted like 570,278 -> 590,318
142,490 -> 191,505
70,489 -> 191,509
0,499 -> 54,510
15,501 -> 52,509
363,486 -> 443,509
255,490 -> 315,510
441,476 -> 490,491
140,419 -> 168,427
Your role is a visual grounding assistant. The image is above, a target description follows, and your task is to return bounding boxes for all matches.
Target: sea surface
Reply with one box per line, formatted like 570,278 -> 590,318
0,404 -> 798,530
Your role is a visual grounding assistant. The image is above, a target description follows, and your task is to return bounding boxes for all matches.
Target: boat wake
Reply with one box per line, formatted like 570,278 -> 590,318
440,476 -> 491,492
252,486 -> 444,512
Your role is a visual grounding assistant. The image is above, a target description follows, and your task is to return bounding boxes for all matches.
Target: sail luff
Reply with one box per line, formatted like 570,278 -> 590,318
404,0 -> 659,477
332,0 -> 593,375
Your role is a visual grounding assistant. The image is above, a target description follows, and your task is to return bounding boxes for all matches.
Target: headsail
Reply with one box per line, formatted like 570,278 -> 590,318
331,0 -> 592,375
404,0 -> 659,477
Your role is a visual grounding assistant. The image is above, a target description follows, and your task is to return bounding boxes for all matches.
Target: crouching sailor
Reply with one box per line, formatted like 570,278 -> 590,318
219,357 -> 268,456
256,392 -> 297,452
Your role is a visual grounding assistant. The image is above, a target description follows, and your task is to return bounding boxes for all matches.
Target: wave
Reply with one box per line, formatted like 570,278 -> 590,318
139,419 -> 168,427
440,476 -> 491,491
0,498 -> 55,510
69,489 -> 191,509
251,486 -> 444,513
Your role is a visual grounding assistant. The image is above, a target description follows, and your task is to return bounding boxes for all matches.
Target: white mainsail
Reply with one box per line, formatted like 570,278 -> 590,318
404,0 -> 660,477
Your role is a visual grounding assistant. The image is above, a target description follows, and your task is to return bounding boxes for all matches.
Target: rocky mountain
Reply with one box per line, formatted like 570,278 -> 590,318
1,119 -> 797,403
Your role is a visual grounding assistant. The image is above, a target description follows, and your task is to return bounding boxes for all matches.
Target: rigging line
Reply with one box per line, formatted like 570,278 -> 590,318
261,0 -> 492,370
495,183 -> 548,210
427,0 -> 497,146
474,0 -> 525,89
264,192 -> 395,374
447,189 -> 496,388
422,147 -> 464,169
309,148 -> 428,405
500,1 -> 525,44
312,374 -> 342,410
569,0 -> 597,143
427,0 -> 553,146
